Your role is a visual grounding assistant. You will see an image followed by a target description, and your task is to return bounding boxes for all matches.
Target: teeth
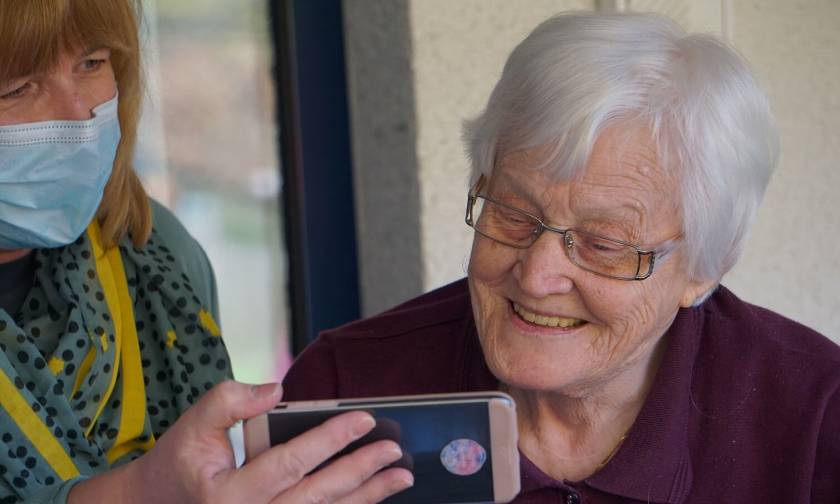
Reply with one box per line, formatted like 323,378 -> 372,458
513,303 -> 585,328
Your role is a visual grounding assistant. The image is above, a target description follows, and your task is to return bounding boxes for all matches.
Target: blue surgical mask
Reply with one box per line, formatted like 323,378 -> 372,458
0,94 -> 120,250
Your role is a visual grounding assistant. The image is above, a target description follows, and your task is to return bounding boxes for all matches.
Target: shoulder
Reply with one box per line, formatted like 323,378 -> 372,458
148,199 -> 204,266
691,286 -> 840,470
659,287 -> 840,497
146,199 -> 219,320
701,285 -> 840,368
695,285 -> 840,399
813,385 -> 840,499
282,279 -> 480,400
322,278 -> 472,341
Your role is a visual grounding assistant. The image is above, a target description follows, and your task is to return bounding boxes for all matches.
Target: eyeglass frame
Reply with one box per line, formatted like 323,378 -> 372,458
464,175 -> 682,281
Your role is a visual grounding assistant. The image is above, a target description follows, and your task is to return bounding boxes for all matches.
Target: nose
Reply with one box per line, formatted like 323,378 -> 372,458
513,230 -> 577,298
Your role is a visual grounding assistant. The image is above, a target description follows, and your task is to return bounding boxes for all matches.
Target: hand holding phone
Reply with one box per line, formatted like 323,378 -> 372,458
244,392 -> 520,504
69,381 -> 411,503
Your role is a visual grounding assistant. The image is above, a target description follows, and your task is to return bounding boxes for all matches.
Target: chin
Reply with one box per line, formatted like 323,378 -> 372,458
479,331 -> 594,393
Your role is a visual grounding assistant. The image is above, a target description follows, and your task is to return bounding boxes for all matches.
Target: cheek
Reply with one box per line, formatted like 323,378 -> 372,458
584,285 -> 640,358
95,63 -> 118,101
467,237 -> 515,287
468,240 -> 511,319
589,275 -> 682,360
468,239 -> 517,354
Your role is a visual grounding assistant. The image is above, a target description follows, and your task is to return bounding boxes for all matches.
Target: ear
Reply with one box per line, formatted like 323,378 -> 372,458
679,276 -> 719,308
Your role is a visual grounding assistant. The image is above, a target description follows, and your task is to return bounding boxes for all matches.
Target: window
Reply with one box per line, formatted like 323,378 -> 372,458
135,0 -> 290,383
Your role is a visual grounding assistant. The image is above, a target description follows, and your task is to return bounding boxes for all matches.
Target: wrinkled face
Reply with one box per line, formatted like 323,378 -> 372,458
0,46 -> 116,125
468,125 -> 709,395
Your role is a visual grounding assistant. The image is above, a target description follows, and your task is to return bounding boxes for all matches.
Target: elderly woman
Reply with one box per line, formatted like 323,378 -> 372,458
283,12 -> 840,503
0,0 -> 411,502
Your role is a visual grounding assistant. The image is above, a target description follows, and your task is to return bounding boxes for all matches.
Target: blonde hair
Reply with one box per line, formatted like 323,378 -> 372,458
0,0 -> 152,248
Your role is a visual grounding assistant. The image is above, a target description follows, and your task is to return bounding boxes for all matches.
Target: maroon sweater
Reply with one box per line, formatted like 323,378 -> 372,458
282,279 -> 840,503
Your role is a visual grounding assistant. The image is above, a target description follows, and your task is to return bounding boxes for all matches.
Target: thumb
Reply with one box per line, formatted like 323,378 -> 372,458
186,380 -> 283,431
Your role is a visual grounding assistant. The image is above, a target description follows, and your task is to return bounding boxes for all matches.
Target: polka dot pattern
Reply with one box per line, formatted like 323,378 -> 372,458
0,227 -> 232,500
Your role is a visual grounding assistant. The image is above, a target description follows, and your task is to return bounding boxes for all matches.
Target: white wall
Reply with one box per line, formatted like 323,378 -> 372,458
723,0 -> 840,341
343,0 -> 840,341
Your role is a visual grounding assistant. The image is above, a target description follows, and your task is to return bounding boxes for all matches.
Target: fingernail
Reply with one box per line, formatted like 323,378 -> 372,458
351,413 -> 376,437
397,472 -> 414,489
382,443 -> 403,464
251,382 -> 281,398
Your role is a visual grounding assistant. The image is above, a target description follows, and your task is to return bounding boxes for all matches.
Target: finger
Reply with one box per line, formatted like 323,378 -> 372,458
274,440 -> 403,504
333,468 -> 414,504
234,410 -> 376,499
183,380 -> 282,431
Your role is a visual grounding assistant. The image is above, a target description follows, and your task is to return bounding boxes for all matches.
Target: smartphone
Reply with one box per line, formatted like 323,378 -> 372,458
244,392 -> 520,503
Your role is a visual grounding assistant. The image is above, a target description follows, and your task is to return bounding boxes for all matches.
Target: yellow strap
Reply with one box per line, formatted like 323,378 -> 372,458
87,222 -> 156,461
106,435 -> 155,464
71,347 -> 97,399
86,222 -> 123,438
0,370 -> 80,480
106,238 -> 153,458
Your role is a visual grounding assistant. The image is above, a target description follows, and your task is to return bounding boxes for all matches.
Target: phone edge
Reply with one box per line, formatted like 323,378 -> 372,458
243,413 -> 270,462
276,391 -> 515,411
489,397 -> 520,503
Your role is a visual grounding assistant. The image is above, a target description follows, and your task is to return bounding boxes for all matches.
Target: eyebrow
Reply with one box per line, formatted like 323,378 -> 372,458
487,171 -> 542,203
574,199 -> 644,222
76,45 -> 109,59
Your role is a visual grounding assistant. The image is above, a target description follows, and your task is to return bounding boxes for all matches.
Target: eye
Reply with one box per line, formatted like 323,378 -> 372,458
499,209 -> 531,225
82,58 -> 107,72
578,234 -> 625,254
0,81 -> 31,100
84,59 -> 103,71
79,49 -> 112,73
592,241 -> 622,252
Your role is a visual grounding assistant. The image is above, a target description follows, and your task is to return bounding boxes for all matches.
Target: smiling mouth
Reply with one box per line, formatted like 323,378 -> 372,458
512,302 -> 587,329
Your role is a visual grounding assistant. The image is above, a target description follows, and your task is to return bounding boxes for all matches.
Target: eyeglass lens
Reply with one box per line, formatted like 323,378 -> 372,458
470,196 -> 646,280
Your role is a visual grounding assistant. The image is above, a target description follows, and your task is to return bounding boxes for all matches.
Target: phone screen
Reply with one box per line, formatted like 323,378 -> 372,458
268,400 -> 495,503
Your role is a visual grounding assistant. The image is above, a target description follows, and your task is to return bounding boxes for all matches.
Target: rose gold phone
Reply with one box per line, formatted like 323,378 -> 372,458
244,391 -> 519,503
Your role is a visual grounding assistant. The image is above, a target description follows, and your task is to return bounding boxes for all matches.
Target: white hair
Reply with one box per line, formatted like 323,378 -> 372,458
463,12 -> 779,292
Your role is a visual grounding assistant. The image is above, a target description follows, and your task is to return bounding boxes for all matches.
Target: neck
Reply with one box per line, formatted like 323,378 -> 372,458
0,249 -> 32,264
508,335 -> 668,481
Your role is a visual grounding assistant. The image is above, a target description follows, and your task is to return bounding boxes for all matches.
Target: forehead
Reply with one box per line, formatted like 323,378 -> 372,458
0,1 -> 124,83
492,125 -> 682,235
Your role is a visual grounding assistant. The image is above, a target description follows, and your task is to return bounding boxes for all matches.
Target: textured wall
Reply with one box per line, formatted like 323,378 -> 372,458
343,1 -> 424,315
344,0 -> 840,341
722,0 -> 840,339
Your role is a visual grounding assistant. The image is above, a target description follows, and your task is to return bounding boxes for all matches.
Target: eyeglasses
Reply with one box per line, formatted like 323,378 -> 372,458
464,177 -> 681,281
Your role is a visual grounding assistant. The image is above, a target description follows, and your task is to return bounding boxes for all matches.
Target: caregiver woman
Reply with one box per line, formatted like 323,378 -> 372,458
0,1 -> 411,502
282,11 -> 840,503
